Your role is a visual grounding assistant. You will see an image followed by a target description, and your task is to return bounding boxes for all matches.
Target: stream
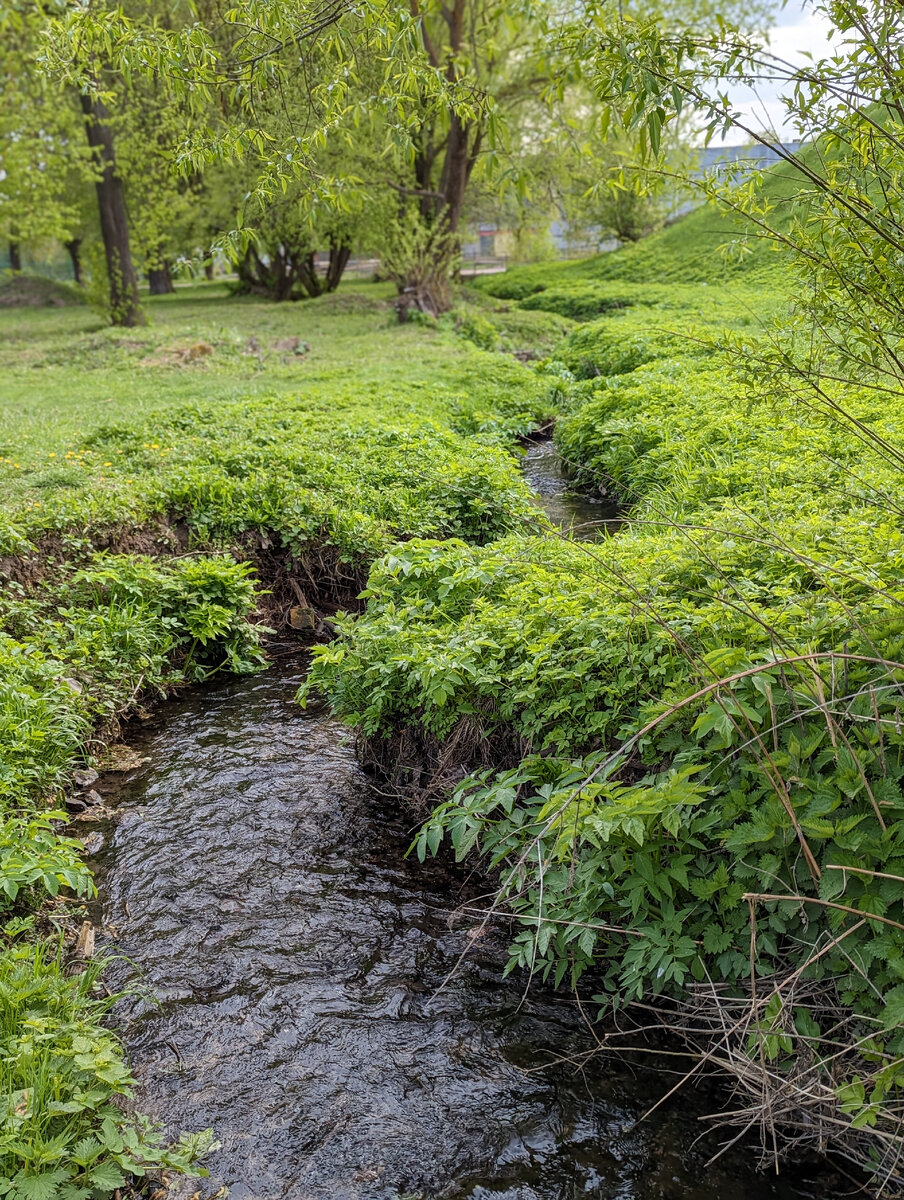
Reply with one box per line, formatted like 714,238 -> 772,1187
88,442 -> 839,1199
520,438 -> 622,538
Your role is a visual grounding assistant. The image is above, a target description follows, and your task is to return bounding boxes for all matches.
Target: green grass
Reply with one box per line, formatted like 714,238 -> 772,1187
5,234 -> 904,1188
474,150 -> 813,302
0,282 -> 484,500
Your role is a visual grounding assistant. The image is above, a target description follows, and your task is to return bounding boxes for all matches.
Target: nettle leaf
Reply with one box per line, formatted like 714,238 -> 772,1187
881,984 -> 904,1031
11,1172 -> 71,1200
819,866 -> 848,901
70,1137 -> 102,1167
87,1160 -> 127,1192
57,1187 -> 91,1200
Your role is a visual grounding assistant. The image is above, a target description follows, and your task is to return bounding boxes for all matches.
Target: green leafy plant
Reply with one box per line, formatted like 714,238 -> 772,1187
0,940 -> 215,1199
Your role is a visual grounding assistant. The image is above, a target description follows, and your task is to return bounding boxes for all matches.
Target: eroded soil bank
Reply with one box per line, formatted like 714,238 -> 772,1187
88,666 -> 838,1200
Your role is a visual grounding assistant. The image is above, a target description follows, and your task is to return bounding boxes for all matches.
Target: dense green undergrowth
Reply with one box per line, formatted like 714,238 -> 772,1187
0,288 -> 553,1197
7,199 -> 904,1188
304,225 -> 904,1174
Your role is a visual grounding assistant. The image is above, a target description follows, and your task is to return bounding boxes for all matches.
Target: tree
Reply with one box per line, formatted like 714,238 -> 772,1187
0,2 -> 87,273
115,79 -> 212,296
381,0 -> 557,313
40,0 -> 772,317
589,0 -> 904,425
79,92 -> 144,324
0,1 -> 148,321
43,0 -> 554,314
202,68 -> 387,302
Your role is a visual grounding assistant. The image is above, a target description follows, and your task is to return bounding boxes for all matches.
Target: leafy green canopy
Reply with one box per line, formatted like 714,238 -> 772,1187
588,0 -> 904,413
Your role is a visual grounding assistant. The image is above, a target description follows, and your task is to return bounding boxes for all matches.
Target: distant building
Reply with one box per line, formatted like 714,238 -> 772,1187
670,140 -> 806,217
696,140 -> 804,174
461,142 -> 807,262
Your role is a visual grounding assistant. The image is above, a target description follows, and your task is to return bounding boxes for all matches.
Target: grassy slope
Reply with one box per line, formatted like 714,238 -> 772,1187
1,282 -> 485,500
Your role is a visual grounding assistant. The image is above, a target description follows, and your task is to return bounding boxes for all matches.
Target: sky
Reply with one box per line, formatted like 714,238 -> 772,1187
722,1 -> 840,139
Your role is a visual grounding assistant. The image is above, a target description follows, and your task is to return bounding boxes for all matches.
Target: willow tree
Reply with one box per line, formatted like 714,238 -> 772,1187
41,0 -> 771,316
0,1 -> 87,274
43,0 -> 556,313
590,0 -> 904,417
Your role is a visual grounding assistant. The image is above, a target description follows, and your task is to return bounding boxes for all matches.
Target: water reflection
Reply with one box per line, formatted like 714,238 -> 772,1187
520,438 -> 622,539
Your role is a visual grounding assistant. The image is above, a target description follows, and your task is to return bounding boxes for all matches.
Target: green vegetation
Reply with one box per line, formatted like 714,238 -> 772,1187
4,0 -> 904,1187
0,283 -> 553,1196
304,217 -> 904,1178
6,211 -> 904,1188
0,941 -> 213,1196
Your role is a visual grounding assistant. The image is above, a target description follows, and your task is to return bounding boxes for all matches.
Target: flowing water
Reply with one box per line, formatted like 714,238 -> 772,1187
90,669 -> 835,1200
520,438 -> 622,538
87,441 -> 840,1198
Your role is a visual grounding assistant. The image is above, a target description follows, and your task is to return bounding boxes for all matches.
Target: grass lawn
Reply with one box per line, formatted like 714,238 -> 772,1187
0,281 -> 462,503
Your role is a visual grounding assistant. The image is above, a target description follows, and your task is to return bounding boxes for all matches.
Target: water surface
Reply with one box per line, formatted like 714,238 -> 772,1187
92,669 -> 834,1200
520,438 -> 622,539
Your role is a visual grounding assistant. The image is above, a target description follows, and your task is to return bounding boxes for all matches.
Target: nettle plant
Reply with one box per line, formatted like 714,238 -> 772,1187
0,940 -> 215,1199
306,232 -> 904,1175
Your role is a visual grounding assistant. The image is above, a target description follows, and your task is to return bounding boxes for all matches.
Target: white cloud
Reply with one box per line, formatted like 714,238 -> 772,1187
718,2 -> 840,140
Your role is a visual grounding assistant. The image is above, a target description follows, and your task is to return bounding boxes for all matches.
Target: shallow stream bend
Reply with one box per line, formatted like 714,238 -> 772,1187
89,445 -> 836,1199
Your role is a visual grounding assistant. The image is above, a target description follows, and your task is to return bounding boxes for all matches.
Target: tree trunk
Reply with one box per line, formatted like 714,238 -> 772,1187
64,239 -> 82,285
204,260 -> 215,281
437,114 -> 474,237
325,243 -> 351,292
295,251 -> 324,299
148,262 -> 175,294
8,241 -> 21,273
235,244 -> 295,299
79,92 -> 144,327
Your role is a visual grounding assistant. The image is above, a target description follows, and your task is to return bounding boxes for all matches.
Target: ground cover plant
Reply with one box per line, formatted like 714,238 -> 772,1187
6,181 -> 904,1196
7,0 -> 904,1187
0,281 -> 555,1197
303,213 -> 904,1184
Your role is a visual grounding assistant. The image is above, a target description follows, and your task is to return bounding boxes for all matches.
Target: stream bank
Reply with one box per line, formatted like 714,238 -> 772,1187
76,440 -> 851,1198
520,437 -> 622,539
